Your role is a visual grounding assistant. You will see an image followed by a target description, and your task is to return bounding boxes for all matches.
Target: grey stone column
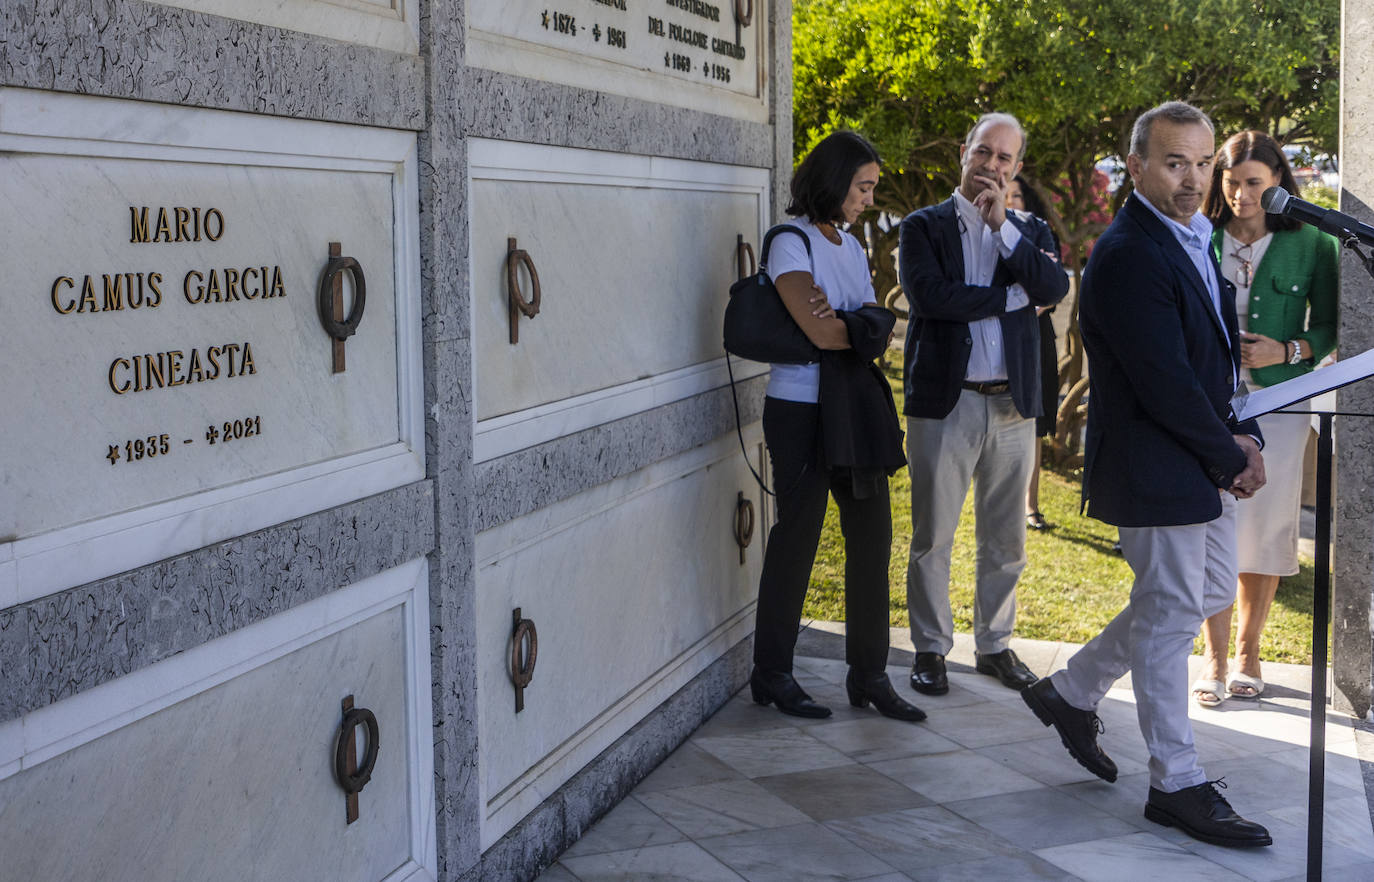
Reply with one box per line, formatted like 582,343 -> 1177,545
1335,0 -> 1374,720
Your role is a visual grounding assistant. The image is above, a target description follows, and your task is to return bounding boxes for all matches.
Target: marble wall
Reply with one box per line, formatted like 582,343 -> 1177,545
1336,0 -> 1374,720
0,2 -> 791,881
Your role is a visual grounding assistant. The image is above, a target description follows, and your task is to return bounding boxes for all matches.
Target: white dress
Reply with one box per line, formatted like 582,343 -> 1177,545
1222,231 -> 1309,577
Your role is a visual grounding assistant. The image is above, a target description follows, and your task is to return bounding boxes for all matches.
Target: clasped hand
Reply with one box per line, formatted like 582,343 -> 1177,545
1239,332 -> 1286,369
1229,434 -> 1266,499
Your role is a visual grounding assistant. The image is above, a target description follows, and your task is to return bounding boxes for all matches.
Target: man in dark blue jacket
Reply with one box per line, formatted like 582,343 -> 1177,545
899,113 -> 1068,697
1021,101 -> 1271,848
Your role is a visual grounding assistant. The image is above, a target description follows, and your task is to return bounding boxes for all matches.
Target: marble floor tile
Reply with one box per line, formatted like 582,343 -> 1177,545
884,677 -> 996,710
694,696 -> 805,738
1266,745 -> 1367,785
851,874 -> 914,882
637,778 -> 811,839
1265,794 -> 1374,858
1174,808 -> 1374,882
559,840 -> 747,881
788,682 -> 893,727
1054,774 -> 1174,837
942,670 -> 1030,704
977,733 -> 1149,786
636,742 -> 747,793
1200,754 -> 1364,814
1035,831 -> 1247,881
792,656 -> 852,686
752,763 -> 931,821
698,821 -> 898,882
919,701 -> 1056,749
803,715 -> 962,763
908,850 -> 1086,881
945,786 -> 1139,849
693,726 -> 853,779
561,796 -> 686,857
532,863 -> 582,882
867,749 -> 1043,803
824,805 -> 1023,871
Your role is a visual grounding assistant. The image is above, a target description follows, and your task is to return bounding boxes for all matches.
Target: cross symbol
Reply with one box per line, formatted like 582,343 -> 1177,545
541,10 -> 549,28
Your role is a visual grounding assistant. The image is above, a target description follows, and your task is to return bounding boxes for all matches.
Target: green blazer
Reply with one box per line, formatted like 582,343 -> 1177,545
1211,223 -> 1339,387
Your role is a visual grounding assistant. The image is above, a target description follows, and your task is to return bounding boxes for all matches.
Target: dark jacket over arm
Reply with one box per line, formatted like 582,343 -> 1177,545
899,199 -> 1069,419
819,307 -> 906,488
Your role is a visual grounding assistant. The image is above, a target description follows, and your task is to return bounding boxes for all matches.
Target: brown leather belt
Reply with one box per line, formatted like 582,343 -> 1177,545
962,380 -> 1010,395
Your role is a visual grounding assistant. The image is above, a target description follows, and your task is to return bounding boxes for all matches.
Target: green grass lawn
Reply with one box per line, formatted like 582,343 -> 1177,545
802,371 -> 1320,666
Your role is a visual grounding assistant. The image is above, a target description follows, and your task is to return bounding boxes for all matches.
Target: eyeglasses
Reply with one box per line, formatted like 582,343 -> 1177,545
1230,242 -> 1254,287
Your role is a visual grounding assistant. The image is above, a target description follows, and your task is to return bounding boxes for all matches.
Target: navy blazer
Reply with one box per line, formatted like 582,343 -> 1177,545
1080,193 -> 1261,528
899,198 -> 1069,419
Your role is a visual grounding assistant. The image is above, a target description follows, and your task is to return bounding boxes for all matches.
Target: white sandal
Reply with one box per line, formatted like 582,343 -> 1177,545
1227,672 -> 1264,699
1192,678 -> 1225,708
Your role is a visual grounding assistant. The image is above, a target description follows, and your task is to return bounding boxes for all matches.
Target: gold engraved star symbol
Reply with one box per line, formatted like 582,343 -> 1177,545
107,444 -> 120,465
542,10 -> 549,28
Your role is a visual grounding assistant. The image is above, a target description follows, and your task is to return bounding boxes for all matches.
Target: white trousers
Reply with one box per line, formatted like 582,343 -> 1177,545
906,389 -> 1036,655
1052,494 -> 1238,792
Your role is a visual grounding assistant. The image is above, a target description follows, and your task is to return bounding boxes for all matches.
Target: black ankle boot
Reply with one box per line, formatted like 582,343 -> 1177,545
847,668 -> 927,722
750,667 -> 832,718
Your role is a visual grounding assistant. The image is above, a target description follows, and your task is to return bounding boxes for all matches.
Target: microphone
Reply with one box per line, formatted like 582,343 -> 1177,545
1261,186 -> 1374,245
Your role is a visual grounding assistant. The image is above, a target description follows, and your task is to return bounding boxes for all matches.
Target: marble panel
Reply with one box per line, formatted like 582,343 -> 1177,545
823,805 -> 1024,873
467,0 -> 768,122
476,435 -> 761,846
635,741 -> 747,793
0,606 -> 418,882
470,140 -> 768,423
561,796 -> 687,856
561,839 -> 745,881
752,764 -> 930,822
693,728 -> 853,780
637,778 -> 811,838
697,821 -> 899,882
944,787 -> 1140,850
867,750 -> 1043,804
0,89 -> 423,602
1035,832 -> 1247,882
145,0 -> 419,53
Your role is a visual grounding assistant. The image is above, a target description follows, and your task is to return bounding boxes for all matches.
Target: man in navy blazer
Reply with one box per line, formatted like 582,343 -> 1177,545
899,113 -> 1068,697
1021,102 -> 1271,848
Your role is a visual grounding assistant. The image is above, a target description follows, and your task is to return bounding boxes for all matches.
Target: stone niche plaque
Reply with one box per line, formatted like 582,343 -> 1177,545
467,0 -> 767,121
143,0 -> 419,53
0,89 -> 422,605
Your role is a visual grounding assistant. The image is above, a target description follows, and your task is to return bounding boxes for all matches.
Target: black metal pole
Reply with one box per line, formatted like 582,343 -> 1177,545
1307,412 -> 1333,881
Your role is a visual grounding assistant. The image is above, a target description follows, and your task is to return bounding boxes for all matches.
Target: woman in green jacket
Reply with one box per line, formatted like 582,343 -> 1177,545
1193,131 -> 1339,708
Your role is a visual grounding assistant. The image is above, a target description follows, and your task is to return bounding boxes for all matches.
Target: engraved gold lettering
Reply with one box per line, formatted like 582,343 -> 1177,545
102,274 -> 123,311
224,268 -> 240,301
174,207 -> 191,242
148,272 -> 163,307
130,207 -> 150,243
185,348 -> 205,383
183,269 -> 204,304
166,350 -> 185,386
77,276 -> 99,313
268,266 -> 284,298
146,352 -> 166,388
126,272 -> 144,309
205,269 -> 221,303
51,276 -> 76,314
109,358 -> 131,394
241,341 -> 255,375
204,208 -> 224,241
206,345 -> 221,379
154,207 -> 172,243
242,266 -> 260,299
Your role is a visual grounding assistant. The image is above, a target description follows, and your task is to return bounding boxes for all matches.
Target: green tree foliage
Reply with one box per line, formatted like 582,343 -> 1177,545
794,0 -> 1338,456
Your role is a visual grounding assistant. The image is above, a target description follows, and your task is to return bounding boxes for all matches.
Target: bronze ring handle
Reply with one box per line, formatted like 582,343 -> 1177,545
334,703 -> 380,795
317,254 -> 367,341
510,608 -> 539,712
507,237 -> 542,344
737,234 -> 757,279
735,491 -> 755,564
734,0 -> 753,27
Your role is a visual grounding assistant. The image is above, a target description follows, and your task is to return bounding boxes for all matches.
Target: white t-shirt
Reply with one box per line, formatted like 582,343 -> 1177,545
1221,230 -> 1274,386
763,217 -> 877,403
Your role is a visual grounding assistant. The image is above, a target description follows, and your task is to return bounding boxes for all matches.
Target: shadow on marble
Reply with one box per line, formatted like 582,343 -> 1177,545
907,850 -> 1085,881
868,749 -> 1043,804
753,763 -> 931,821
824,805 -> 1023,872
561,796 -> 686,858
918,701 -> 1056,749
803,715 -> 962,764
636,741 -> 747,794
559,839 -> 748,882
637,778 -> 811,839
697,821 -> 898,882
944,786 -> 1140,850
693,726 -> 853,779
977,733 -> 1149,786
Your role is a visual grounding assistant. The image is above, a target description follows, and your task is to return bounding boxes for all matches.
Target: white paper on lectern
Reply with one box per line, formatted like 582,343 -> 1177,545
1231,346 -> 1374,421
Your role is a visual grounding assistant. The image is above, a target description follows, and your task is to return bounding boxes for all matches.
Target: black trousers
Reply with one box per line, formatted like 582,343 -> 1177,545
752,397 -> 893,675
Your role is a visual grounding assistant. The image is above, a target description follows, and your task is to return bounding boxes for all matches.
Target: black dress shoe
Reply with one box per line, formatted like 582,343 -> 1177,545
749,667 -> 832,719
910,652 -> 949,695
975,648 -> 1039,690
846,669 -> 926,722
1144,779 -> 1272,847
1021,678 -> 1117,782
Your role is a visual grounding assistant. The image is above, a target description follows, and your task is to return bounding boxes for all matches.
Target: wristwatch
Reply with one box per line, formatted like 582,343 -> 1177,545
1287,340 -> 1303,365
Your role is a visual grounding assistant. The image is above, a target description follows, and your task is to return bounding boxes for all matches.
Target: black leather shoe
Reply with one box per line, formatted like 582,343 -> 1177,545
847,669 -> 926,722
1021,678 -> 1117,782
749,667 -> 832,719
975,648 -> 1039,690
1144,779 -> 1272,847
910,652 -> 949,695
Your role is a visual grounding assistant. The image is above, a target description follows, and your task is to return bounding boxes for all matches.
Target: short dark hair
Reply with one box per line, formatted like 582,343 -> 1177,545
787,131 -> 881,224
1011,175 -> 1050,219
1202,130 -> 1303,233
1129,101 -> 1213,159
